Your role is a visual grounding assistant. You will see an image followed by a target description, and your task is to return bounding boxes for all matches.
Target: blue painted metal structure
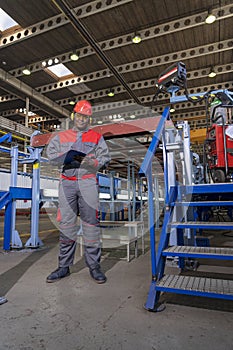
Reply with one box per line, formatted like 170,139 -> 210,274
140,100 -> 233,311
0,133 -> 43,250
0,133 -> 12,143
139,107 -> 170,297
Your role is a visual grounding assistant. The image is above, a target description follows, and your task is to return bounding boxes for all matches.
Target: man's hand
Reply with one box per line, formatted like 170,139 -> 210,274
81,156 -> 97,168
73,154 -> 85,162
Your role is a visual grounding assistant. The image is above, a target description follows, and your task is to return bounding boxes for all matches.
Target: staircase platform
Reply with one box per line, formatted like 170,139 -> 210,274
170,221 -> 233,229
156,275 -> 233,300
163,246 -> 233,260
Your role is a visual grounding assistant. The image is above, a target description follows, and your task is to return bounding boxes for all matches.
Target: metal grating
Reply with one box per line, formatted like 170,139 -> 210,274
157,275 -> 233,297
170,221 -> 233,229
163,246 -> 233,259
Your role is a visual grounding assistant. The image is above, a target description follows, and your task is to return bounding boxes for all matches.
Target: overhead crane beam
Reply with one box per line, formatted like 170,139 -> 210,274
30,117 -> 174,148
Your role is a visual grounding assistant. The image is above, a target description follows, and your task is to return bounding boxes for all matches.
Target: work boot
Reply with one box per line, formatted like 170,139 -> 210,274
46,267 -> 70,283
89,267 -> 107,284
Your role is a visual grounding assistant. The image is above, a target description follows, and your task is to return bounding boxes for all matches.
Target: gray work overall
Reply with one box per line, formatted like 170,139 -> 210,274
58,175 -> 101,270
46,128 -> 111,270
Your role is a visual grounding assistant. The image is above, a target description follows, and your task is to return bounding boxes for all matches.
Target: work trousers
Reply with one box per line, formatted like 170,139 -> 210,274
58,177 -> 101,270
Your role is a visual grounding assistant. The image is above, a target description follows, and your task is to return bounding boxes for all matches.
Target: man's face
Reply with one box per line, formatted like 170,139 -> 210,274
74,113 -> 90,131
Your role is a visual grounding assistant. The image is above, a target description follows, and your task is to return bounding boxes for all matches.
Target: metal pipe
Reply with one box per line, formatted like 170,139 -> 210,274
0,129 -> 27,142
52,0 -> 143,106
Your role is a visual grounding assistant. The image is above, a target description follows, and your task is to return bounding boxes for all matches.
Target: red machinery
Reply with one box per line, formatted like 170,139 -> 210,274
205,100 -> 233,182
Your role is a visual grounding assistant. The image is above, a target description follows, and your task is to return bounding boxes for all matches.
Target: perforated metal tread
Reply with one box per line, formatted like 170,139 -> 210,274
172,201 -> 233,206
184,183 -> 233,195
163,246 -> 233,260
156,275 -> 233,299
170,221 -> 233,229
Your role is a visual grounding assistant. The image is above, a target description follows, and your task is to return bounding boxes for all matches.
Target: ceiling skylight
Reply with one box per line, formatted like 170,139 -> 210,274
46,63 -> 73,78
0,8 -> 18,31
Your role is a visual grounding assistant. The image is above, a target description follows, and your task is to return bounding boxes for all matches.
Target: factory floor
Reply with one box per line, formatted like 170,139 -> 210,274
0,216 -> 233,350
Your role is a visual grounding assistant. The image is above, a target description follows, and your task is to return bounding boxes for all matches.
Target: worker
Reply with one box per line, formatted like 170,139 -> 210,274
46,100 -> 111,284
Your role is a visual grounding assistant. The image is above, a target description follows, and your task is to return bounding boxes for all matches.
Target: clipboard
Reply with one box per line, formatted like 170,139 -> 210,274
51,150 -> 86,164
64,150 -> 86,164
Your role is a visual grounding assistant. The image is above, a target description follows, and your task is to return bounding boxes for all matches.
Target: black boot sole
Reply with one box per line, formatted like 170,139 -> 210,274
91,276 -> 107,284
46,272 -> 70,283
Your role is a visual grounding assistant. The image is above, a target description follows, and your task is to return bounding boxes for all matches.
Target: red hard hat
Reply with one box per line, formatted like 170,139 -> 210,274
73,100 -> 92,116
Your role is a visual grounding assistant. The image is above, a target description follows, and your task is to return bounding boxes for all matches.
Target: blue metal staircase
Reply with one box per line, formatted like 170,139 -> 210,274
156,183 -> 233,303
145,183 -> 233,311
139,109 -> 233,311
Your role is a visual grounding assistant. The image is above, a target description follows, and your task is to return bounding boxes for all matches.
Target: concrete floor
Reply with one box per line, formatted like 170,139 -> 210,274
0,218 -> 233,350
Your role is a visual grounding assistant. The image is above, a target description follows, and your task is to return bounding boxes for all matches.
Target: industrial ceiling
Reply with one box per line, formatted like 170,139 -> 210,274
0,0 -> 232,175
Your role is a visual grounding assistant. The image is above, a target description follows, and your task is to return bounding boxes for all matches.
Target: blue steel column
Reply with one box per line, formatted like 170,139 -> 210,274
109,172 -> 115,221
3,199 -> 12,251
10,146 -> 23,248
139,107 -> 170,311
147,163 -> 156,277
127,162 -> 131,221
25,147 -> 43,248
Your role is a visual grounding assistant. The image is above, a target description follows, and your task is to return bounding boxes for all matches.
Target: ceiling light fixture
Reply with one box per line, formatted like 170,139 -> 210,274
22,67 -> 31,75
170,106 -> 175,113
69,100 -> 76,105
132,33 -> 142,44
208,67 -> 217,78
70,51 -> 79,61
107,90 -> 115,97
205,10 -> 216,24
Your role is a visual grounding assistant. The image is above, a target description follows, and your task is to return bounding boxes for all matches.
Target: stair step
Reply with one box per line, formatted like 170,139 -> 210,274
172,201 -> 233,207
156,275 -> 233,300
184,183 -> 233,195
170,221 -> 233,229
163,246 -> 233,260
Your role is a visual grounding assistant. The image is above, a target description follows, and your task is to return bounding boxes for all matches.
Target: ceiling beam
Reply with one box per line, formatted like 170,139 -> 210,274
1,80 -> 232,125
0,68 -> 70,119
0,115 -> 34,137
0,0 -> 132,48
2,54 -> 232,105
33,40 -> 233,94
8,3 -> 233,78
51,0 -> 142,105
55,64 -> 233,103
88,80 -> 233,116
